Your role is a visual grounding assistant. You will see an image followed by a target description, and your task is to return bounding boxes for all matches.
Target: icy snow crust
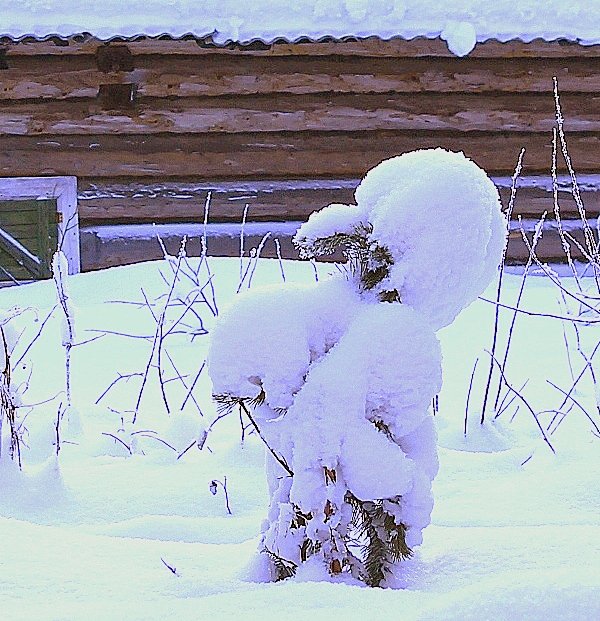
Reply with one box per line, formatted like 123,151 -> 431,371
2,0 -> 600,56
208,149 -> 504,581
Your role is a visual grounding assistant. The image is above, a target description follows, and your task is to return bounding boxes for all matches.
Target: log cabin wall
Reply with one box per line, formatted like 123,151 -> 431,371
0,34 -> 599,265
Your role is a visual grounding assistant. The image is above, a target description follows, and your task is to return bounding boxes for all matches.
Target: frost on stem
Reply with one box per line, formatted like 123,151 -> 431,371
0,319 -> 22,467
52,251 -> 79,446
208,149 -> 505,586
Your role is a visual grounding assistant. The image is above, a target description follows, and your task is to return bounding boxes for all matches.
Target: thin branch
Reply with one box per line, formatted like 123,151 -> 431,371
15,305 -> 58,368
492,212 -> 545,411
546,379 -> 600,436
479,297 -> 600,324
480,147 -> 525,423
484,349 -> 555,454
180,360 -> 206,412
101,432 -> 132,454
96,372 -> 143,405
464,357 -> 479,436
163,349 -> 204,416
495,379 -> 529,419
239,400 -> 294,476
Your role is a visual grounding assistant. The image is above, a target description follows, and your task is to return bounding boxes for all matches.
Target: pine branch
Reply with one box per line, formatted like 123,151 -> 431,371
346,493 -> 411,587
213,391 -> 294,476
262,547 -> 297,581
294,224 -> 398,298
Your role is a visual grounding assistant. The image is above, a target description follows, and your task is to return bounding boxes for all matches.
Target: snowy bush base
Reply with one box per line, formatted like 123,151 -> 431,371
209,149 -> 504,585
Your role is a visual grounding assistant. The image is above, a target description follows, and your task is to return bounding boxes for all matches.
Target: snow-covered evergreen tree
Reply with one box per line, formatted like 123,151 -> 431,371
208,148 -> 505,586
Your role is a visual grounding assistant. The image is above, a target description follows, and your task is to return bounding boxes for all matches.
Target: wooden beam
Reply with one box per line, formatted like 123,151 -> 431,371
1,131 -> 598,178
73,179 -> 600,225
1,53 -> 598,101
0,92 -> 597,135
506,228 -> 592,263
78,220 -> 596,272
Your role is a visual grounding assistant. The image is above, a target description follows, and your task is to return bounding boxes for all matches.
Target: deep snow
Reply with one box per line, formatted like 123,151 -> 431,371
0,252 -> 599,620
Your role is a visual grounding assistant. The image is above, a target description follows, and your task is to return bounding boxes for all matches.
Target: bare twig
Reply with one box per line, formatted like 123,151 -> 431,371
160,558 -> 180,577
275,239 -> 286,282
14,305 -> 58,368
209,476 -> 232,515
133,240 -> 187,423
479,297 -> 600,324
101,432 -> 132,454
247,233 -> 272,289
480,147 -> 525,422
239,400 -> 294,476
464,357 -> 479,436
96,372 -> 143,405
492,213 -> 545,411
553,77 -> 599,266
485,349 -> 555,454
546,379 -> 600,436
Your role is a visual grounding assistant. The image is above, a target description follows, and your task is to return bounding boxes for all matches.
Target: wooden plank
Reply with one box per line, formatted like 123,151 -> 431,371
1,53 -> 598,101
77,220 -> 595,272
506,228 -> 592,263
3,35 -> 600,58
0,223 -> 40,238
0,226 -> 43,276
75,180 -> 600,225
1,131 -> 598,178
1,92 -> 597,135
0,176 -> 80,275
0,207 -> 37,221
499,187 -> 600,219
0,251 -> 34,281
78,184 -> 357,223
79,225 -> 302,270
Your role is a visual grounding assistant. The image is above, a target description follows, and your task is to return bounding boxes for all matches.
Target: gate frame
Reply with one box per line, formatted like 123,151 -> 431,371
0,176 -> 80,275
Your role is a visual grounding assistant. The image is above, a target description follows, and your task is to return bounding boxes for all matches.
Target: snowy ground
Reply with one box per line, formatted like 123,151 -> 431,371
0,255 -> 599,620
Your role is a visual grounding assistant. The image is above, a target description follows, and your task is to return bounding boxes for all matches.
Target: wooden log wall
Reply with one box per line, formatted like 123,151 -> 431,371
1,34 -> 599,264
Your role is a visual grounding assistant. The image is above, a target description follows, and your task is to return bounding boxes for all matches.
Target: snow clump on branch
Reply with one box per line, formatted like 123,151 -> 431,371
208,148 -> 505,586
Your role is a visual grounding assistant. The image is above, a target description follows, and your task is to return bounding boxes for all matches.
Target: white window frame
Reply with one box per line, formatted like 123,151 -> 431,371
0,176 -> 80,274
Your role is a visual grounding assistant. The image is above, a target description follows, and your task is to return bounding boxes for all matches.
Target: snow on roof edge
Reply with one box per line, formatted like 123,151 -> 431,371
1,31 -> 598,49
0,31 -> 600,56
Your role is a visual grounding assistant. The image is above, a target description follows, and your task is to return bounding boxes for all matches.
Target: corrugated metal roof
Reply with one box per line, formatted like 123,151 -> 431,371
1,1 -> 599,56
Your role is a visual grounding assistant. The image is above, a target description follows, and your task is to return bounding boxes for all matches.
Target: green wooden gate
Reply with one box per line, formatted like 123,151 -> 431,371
0,199 -> 59,282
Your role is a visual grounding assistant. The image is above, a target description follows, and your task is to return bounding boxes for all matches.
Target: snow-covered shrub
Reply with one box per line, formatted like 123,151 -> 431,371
208,148 -> 505,586
52,250 -> 81,443
0,308 -> 33,469
0,312 -> 22,467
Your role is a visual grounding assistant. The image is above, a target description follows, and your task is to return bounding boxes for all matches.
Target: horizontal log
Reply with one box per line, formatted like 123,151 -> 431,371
78,219 -> 594,273
500,187 -> 600,220
1,131 -> 599,178
2,35 -> 599,58
79,223 -> 304,271
77,180 -> 600,224
506,228 -> 592,263
1,53 -> 598,101
1,93 -> 597,135
78,183 -> 356,224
